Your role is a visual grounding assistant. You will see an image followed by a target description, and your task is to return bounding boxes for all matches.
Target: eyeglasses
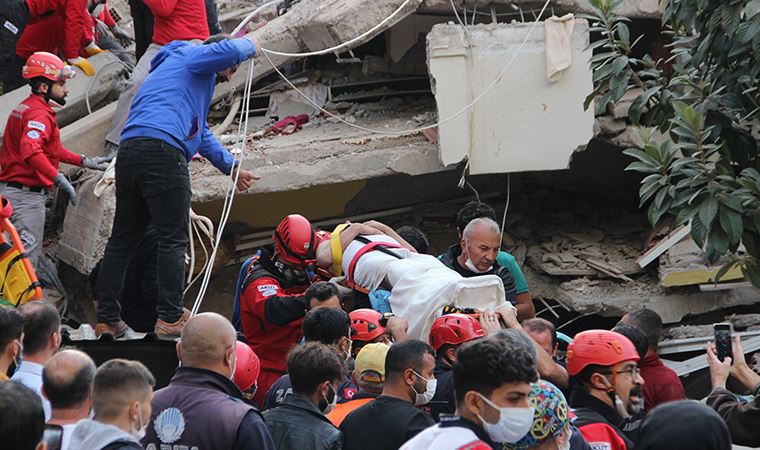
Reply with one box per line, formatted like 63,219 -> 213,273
614,366 -> 641,378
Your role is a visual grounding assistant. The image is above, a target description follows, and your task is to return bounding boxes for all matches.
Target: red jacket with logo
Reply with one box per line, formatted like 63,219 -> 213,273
240,256 -> 309,373
0,94 -> 81,187
25,0 -> 90,60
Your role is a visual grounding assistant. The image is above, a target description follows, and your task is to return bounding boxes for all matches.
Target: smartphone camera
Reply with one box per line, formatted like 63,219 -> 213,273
713,323 -> 733,364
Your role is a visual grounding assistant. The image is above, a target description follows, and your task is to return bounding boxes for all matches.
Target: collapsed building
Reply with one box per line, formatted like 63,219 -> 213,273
2,0 -> 758,372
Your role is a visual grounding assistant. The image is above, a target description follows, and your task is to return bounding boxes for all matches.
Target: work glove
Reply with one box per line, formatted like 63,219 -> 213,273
111,25 -> 133,45
85,41 -> 106,57
54,172 -> 77,206
68,57 -> 95,76
81,155 -> 113,171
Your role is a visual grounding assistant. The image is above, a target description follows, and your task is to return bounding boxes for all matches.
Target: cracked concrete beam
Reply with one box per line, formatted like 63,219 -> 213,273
213,0 -> 424,103
0,52 -> 124,143
421,0 -> 664,19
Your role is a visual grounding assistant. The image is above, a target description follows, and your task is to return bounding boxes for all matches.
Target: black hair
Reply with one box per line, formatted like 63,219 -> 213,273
29,76 -> 53,96
0,305 -> 24,351
203,33 -> 233,45
43,357 -> 96,409
19,302 -> 60,355
0,382 -> 45,450
522,317 -> 558,348
612,324 -> 649,360
287,343 -> 345,396
302,307 -> 350,345
454,335 -> 537,405
384,339 -> 435,382
396,226 -> 430,254
305,281 -> 340,306
93,359 -> 155,419
456,201 -> 497,232
571,363 -> 608,393
625,309 -> 663,348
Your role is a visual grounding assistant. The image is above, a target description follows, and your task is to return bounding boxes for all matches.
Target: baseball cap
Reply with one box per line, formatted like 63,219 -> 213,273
354,343 -> 389,383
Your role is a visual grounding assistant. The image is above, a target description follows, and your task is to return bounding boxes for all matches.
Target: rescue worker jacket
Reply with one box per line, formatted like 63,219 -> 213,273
570,390 -> 633,450
0,94 -> 81,187
25,0 -> 89,59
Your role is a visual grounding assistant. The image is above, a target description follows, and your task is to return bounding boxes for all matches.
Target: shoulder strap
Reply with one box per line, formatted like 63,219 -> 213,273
330,223 -> 350,276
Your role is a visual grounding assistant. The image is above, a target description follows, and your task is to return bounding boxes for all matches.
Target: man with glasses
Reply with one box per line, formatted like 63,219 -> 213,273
566,330 -> 645,450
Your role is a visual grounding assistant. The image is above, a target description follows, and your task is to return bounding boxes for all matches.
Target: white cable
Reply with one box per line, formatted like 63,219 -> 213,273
258,0 -> 551,136
500,172 -> 510,234
449,0 -> 465,25
232,0 -> 282,36
190,58 -> 255,316
257,0 -> 414,58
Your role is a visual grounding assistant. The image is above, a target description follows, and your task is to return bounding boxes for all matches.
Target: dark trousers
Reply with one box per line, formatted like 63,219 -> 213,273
96,138 -> 190,324
127,0 -> 153,60
0,0 -> 29,92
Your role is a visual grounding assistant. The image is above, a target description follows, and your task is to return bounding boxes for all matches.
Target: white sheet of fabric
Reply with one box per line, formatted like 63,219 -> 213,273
343,234 -> 507,340
93,157 -> 116,197
545,14 -> 575,82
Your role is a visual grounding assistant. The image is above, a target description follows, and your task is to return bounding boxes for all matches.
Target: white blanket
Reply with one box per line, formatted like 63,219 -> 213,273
343,235 -> 507,340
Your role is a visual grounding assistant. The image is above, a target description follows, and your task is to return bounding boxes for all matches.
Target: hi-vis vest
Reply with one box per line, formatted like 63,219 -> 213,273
0,196 -> 42,306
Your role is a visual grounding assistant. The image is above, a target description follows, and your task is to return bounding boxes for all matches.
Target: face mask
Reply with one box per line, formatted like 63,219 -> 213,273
129,402 -> 148,440
343,338 -> 353,362
464,256 -> 493,273
556,426 -> 572,450
477,393 -> 534,444
410,370 -> 436,406
558,436 -> 571,450
321,383 -> 337,414
229,354 -> 236,382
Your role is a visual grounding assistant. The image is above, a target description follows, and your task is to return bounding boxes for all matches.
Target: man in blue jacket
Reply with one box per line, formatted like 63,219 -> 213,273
95,34 -> 259,339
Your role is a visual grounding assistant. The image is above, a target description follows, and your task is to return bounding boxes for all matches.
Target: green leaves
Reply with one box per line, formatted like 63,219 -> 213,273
584,0 -> 760,286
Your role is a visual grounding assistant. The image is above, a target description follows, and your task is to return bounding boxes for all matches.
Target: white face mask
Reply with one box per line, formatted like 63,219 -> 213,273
463,246 -> 492,273
229,353 -> 236,382
322,384 -> 338,414
130,402 -> 148,440
556,426 -> 572,450
411,370 -> 437,406
477,393 -> 535,444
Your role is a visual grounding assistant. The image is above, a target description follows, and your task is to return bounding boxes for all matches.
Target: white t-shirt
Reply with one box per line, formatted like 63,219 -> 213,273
401,423 -> 493,450
61,423 -> 79,450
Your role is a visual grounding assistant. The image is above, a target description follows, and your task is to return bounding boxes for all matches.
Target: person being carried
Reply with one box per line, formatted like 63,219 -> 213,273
316,220 -> 513,340
95,34 -> 259,339
0,52 -> 109,273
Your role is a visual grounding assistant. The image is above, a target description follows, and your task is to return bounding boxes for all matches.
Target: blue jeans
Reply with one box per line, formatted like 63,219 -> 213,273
96,138 -> 190,323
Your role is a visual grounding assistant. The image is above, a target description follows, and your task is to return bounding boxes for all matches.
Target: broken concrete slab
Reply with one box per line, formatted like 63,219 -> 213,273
660,237 -> 744,287
213,0 -> 424,104
421,0 -> 665,19
60,102 -> 117,162
427,20 -> 594,174
0,52 -> 124,143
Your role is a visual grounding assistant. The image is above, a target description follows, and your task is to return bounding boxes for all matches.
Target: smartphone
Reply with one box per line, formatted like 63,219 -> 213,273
714,323 -> 733,363
42,424 -> 63,450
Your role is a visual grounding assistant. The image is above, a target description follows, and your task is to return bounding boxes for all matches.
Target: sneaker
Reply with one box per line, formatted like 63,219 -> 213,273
95,320 -> 128,338
155,308 -> 191,338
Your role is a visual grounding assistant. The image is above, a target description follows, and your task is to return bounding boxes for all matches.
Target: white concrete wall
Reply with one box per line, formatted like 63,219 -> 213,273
427,20 -> 594,174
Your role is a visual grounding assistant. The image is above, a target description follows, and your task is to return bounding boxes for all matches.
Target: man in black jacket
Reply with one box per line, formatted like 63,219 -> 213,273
142,313 -> 275,450
264,343 -> 345,450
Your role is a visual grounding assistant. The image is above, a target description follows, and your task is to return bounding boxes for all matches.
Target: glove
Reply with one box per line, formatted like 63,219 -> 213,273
68,57 -> 95,76
85,41 -> 106,56
54,173 -> 77,206
110,25 -> 133,44
81,155 -> 113,170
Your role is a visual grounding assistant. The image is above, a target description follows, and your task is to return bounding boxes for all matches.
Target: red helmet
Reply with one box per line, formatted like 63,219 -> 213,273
429,314 -> 486,351
273,214 -> 316,266
566,330 -> 640,376
22,52 -> 75,82
350,309 -> 386,342
233,341 -> 260,392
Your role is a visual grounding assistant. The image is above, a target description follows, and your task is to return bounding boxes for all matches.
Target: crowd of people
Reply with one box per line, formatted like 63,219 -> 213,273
1,200 -> 759,450
0,0 -> 758,447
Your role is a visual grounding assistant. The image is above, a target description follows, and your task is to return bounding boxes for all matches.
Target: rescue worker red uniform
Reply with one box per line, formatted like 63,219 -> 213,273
567,330 -> 643,450
239,214 -> 325,407
1,0 -> 101,91
0,52 -> 109,270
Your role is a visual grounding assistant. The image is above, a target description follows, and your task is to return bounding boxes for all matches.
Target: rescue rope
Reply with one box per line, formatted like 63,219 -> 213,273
190,57 -> 256,316
257,0 -> 552,136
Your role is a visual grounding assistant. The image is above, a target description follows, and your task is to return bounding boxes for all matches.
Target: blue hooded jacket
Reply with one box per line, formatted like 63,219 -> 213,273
121,38 -> 257,175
